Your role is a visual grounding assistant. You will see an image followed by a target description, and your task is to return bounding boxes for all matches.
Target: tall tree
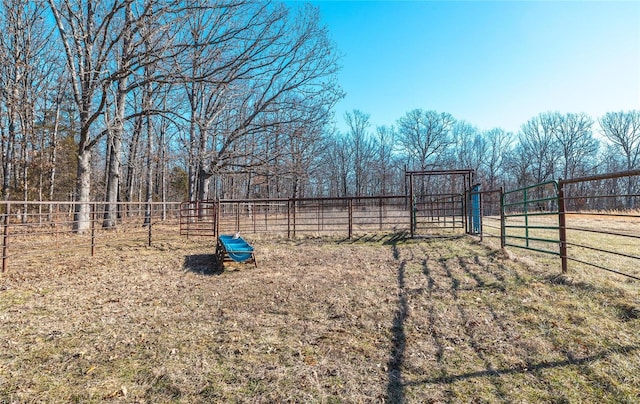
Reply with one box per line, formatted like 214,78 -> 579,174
178,1 -> 342,202
599,110 -> 640,208
599,111 -> 640,171
323,134 -> 352,197
0,0 -> 51,202
483,128 -> 512,190
47,0 -> 182,231
555,112 -> 598,179
344,110 -> 375,196
373,125 -> 396,196
450,121 -> 485,175
397,109 -> 455,170
518,112 -> 559,186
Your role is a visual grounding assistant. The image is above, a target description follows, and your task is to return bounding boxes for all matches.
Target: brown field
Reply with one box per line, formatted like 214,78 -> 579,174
1,230 -> 639,402
489,212 -> 640,279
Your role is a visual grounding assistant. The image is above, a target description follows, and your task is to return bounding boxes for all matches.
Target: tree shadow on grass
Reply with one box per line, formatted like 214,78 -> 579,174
403,345 -> 639,386
183,254 -> 223,276
385,243 -> 407,404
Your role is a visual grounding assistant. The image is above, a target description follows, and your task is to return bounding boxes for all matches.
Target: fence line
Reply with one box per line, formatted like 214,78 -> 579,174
557,170 -> 640,281
483,170 -> 640,281
2,170 -> 638,282
1,201 -> 182,273
501,180 -> 561,257
181,196 -> 415,239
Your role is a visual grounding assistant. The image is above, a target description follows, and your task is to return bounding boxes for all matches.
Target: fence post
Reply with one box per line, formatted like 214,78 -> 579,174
287,199 -> 291,239
500,187 -> 505,248
235,202 -> 240,233
348,198 -> 353,239
409,173 -> 414,238
292,199 -> 297,238
557,181 -> 568,274
2,203 -> 10,273
91,203 -> 96,257
479,192 -> 484,242
148,220 -> 153,247
252,202 -> 256,233
214,200 -> 219,239
463,189 -> 469,234
523,188 -> 529,247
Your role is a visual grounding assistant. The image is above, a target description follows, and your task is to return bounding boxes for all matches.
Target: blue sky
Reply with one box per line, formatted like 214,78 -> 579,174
309,0 -> 640,134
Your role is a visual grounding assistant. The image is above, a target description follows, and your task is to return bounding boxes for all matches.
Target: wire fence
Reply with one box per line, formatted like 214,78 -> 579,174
0,201 -> 182,273
558,170 -> 640,281
2,170 -> 638,282
181,196 -> 412,239
480,170 -> 640,281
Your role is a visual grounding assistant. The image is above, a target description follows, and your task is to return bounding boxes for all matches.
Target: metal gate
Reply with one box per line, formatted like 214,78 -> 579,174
406,169 -> 474,237
501,180 -> 561,256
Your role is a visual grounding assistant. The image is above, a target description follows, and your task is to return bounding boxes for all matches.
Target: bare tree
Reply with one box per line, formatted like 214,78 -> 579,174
599,111 -> 640,171
344,110 -> 375,196
177,1 -> 342,202
0,0 -> 51,202
555,112 -> 598,180
518,112 -> 559,185
503,143 -> 532,188
599,110 -> 640,208
450,121 -> 485,175
322,134 -> 352,197
47,0 -> 183,231
483,128 -> 512,190
373,125 -> 396,196
397,109 -> 455,170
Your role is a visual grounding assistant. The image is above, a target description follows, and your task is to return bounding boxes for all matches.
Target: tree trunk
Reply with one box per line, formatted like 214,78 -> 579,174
48,95 -> 60,219
2,106 -> 17,200
104,4 -> 132,227
144,113 -> 153,227
74,147 -> 92,233
103,80 -> 126,228
197,166 -> 211,202
188,116 -> 198,201
125,114 -> 142,205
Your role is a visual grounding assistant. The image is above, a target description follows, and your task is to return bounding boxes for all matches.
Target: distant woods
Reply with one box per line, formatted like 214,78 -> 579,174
317,109 -> 639,203
1,0 -> 639,227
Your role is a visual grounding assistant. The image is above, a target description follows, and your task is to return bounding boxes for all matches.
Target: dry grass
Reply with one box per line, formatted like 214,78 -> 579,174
1,230 -> 639,402
497,212 -> 640,280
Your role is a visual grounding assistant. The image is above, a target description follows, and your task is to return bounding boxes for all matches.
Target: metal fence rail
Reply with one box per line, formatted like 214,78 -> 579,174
501,181 -> 561,256
5,171 -> 637,282
205,196 -> 410,239
412,193 -> 466,235
1,201 -> 181,273
558,170 -> 640,280
476,170 -> 640,281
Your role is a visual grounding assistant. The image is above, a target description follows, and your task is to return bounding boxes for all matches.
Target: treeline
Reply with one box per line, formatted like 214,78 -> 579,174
297,109 -> 639,202
0,1 -> 639,231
